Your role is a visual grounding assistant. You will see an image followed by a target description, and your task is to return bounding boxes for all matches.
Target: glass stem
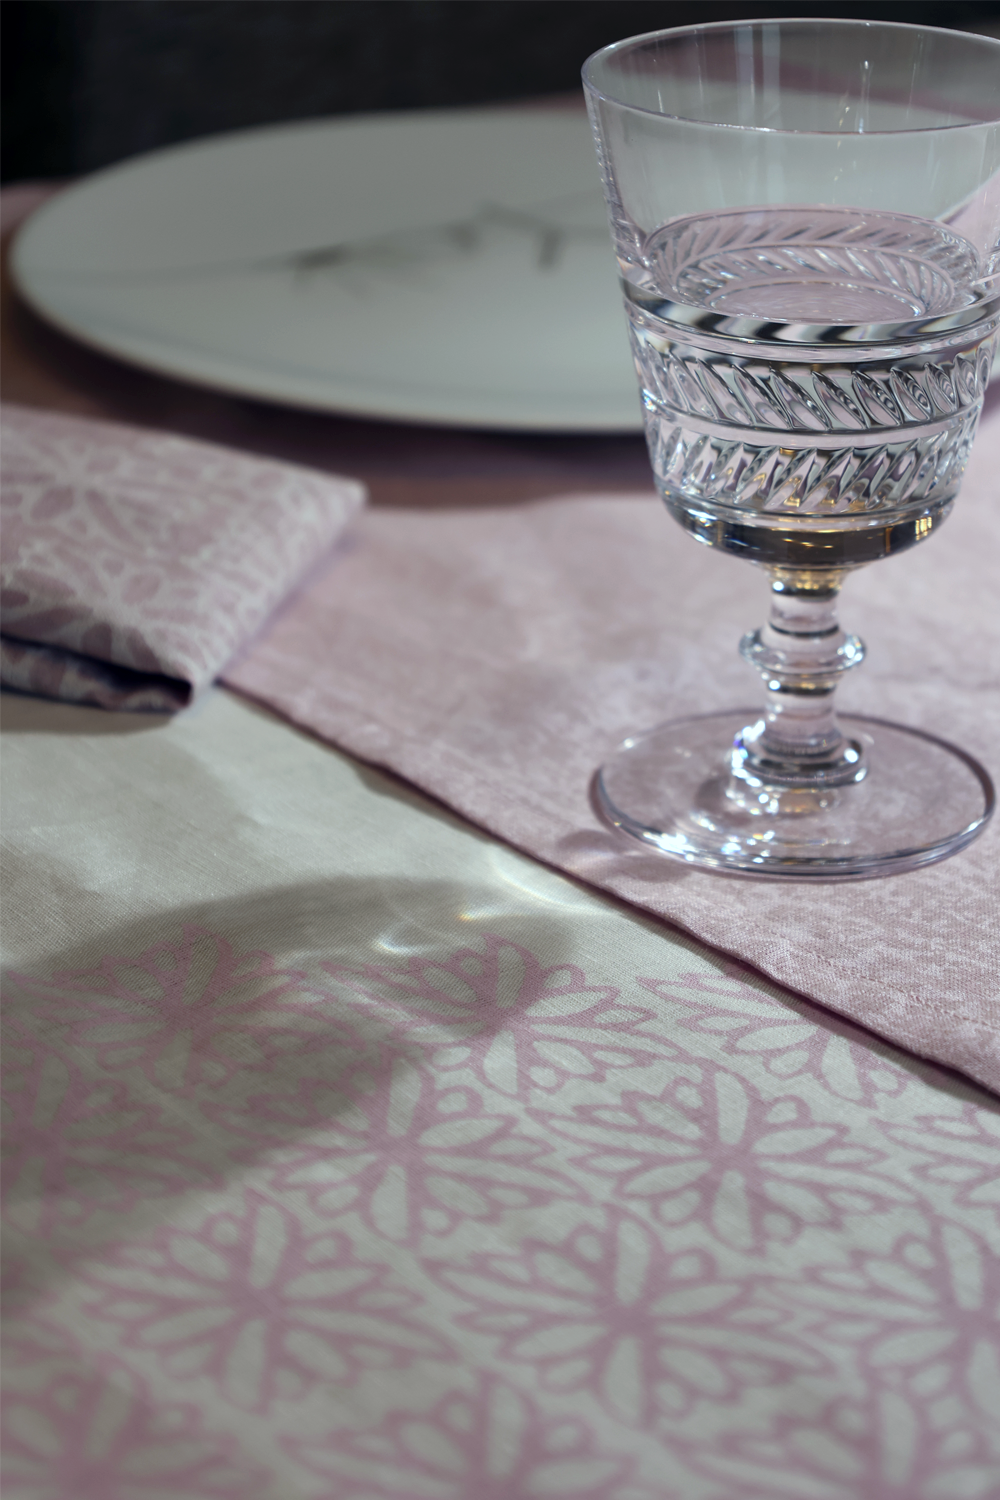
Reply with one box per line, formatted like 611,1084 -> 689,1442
738,570 -> 866,786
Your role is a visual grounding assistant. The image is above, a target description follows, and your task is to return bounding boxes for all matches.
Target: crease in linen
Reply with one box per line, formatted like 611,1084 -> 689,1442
224,403 -> 1000,1094
0,403 -> 365,710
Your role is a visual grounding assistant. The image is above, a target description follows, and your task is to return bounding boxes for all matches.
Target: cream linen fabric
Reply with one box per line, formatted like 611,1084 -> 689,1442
224,403 -> 1000,1096
3,687 -> 1000,1499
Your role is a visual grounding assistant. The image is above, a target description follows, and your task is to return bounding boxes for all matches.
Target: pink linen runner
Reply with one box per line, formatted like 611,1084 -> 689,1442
225,402 -> 1000,1096
0,404 -> 364,710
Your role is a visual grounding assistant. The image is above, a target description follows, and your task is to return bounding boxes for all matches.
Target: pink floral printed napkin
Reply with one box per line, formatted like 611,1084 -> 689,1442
0,403 -> 365,710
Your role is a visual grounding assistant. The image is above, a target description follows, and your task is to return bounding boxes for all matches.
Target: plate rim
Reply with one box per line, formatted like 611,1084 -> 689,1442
9,106 -> 645,434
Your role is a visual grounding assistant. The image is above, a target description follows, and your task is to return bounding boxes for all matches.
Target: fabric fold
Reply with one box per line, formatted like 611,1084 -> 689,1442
0,404 -> 365,711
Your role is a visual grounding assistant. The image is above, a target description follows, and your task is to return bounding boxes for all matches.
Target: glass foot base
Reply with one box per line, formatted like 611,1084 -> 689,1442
595,711 -> 994,880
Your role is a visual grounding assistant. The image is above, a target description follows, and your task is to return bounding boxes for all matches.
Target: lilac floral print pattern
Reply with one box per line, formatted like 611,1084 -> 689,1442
3,926 -> 999,1498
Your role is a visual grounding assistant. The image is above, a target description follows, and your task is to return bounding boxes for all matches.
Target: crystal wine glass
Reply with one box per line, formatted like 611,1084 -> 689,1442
583,19 -> 1000,878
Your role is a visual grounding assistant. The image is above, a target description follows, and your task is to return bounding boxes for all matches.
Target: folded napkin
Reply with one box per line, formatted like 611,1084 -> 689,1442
0,404 -> 364,711
226,399 -> 1000,1095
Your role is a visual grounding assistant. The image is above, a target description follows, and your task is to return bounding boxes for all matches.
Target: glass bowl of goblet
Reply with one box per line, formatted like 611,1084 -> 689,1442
583,18 -> 1000,878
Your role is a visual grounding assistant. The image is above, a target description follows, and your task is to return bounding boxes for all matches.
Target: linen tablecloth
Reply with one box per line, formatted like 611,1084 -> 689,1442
3,180 -> 999,1500
4,687 -> 999,1500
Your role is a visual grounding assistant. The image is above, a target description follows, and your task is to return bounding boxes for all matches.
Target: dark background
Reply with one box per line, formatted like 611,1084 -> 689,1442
5,0 -> 1000,183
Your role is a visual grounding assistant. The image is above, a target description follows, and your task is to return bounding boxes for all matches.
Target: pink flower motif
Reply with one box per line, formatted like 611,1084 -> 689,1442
324,934 -> 663,1098
636,969 -> 914,1103
5,926 -> 362,1095
884,1109 -> 1000,1212
535,1069 -> 907,1252
708,1227 -> 1000,1499
244,1068 -> 584,1246
1,1037 -> 201,1240
285,1373 -> 645,1498
2,1339 -> 270,1498
698,1398 -> 1000,1500
75,1189 -> 449,1413
430,1211 -> 825,1427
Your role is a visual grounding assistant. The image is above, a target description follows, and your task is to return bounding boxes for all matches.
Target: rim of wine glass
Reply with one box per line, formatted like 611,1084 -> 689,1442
583,18 -> 1000,343
582,17 -> 1000,134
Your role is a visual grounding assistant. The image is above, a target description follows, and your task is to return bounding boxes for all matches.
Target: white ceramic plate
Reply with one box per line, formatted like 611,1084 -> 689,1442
11,109 -> 643,432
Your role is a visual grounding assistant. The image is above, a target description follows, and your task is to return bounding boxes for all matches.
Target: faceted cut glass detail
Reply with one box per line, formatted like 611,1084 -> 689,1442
644,412 -> 979,515
629,324 -> 993,438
